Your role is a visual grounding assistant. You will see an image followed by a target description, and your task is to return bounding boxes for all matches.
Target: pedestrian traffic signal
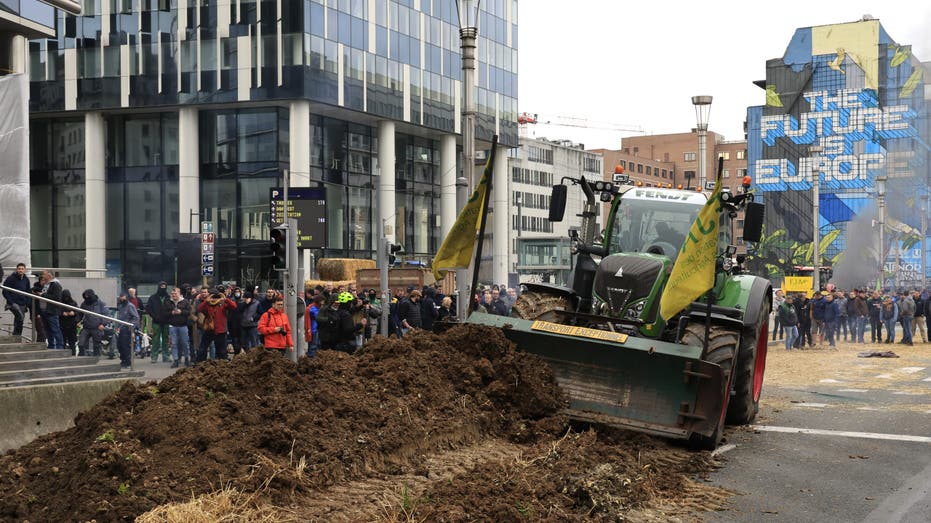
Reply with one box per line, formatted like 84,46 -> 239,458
387,242 -> 403,265
270,225 -> 287,270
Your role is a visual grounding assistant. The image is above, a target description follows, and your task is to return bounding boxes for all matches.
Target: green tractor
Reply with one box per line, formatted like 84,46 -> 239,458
469,174 -> 772,449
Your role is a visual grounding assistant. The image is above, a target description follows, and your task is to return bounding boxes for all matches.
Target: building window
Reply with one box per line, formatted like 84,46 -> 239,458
646,166 -> 651,176
723,169 -> 730,178
718,151 -> 730,160
661,169 -> 667,178
737,168 -> 748,177
684,170 -> 695,180
637,163 -> 643,173
736,150 -> 746,160
684,152 -> 696,161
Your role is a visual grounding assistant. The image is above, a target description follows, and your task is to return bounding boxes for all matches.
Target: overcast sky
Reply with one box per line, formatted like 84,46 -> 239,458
517,1 -> 931,149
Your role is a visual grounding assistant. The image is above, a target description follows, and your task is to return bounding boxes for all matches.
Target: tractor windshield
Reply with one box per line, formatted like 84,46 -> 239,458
606,195 -> 704,258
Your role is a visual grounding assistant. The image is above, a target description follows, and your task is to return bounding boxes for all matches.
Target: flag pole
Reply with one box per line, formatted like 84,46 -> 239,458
469,135 -> 499,312
703,156 -> 726,353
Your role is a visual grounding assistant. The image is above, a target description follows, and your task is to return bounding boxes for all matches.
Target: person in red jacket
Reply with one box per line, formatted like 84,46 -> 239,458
258,295 -> 294,354
196,291 -> 237,362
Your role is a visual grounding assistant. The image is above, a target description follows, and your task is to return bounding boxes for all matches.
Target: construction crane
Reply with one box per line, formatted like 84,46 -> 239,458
518,112 -> 644,134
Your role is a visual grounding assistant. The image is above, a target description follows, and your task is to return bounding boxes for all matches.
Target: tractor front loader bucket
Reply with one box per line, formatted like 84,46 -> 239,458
467,312 -> 726,440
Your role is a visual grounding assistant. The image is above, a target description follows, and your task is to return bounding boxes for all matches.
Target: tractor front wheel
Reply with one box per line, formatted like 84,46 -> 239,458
726,301 -> 771,425
681,324 -> 740,450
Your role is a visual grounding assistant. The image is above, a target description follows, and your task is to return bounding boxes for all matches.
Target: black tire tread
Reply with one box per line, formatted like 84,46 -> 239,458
681,323 -> 740,450
727,301 -> 771,425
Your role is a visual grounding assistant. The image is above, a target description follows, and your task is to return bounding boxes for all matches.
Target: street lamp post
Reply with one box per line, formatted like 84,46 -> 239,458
692,95 -> 713,189
456,0 -> 480,320
809,145 -> 823,292
922,194 -> 929,288
877,176 -> 887,289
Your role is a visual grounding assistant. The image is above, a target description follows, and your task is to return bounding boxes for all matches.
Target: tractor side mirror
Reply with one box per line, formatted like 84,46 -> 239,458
742,201 -> 765,243
549,184 -> 568,222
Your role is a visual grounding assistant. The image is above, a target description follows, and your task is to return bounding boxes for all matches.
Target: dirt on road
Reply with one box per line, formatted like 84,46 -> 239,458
0,325 -> 730,522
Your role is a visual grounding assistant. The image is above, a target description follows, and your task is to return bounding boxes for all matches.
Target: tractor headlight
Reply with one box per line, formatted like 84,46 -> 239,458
721,258 -> 735,271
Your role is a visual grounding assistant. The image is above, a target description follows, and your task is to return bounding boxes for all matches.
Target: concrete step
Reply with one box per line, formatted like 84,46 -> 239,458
0,350 -> 66,362
0,356 -> 101,372
0,361 -> 124,385
0,343 -> 50,353
0,336 -> 25,344
0,371 -> 146,388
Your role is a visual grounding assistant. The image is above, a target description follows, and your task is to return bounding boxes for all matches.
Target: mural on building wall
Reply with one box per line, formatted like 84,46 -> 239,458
747,20 -> 931,288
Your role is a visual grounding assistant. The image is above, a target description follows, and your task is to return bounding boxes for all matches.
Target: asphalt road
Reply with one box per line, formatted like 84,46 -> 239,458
707,340 -> 931,523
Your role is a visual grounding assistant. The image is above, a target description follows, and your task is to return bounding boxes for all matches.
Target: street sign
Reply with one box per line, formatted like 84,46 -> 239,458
269,187 -> 327,249
202,243 -> 214,254
201,221 -> 214,233
202,265 -> 214,276
202,254 -> 214,264
202,232 -> 215,243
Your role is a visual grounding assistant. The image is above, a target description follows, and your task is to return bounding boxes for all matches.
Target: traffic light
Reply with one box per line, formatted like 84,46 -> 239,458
270,225 -> 287,270
387,242 -> 403,266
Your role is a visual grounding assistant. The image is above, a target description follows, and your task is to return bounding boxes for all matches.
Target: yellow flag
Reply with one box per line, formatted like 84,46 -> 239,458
431,157 -> 492,281
659,174 -> 723,321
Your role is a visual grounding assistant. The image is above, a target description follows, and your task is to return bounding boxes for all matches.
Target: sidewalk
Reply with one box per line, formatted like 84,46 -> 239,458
128,355 -> 186,382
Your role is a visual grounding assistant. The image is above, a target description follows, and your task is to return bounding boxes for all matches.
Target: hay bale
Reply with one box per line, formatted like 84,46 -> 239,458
316,258 -> 376,281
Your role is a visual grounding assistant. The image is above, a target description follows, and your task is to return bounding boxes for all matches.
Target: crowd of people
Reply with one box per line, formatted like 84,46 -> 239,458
772,286 -> 930,350
3,264 -> 523,369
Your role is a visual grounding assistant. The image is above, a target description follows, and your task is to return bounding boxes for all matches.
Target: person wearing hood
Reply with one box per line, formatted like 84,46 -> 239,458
238,291 -> 261,353
78,289 -> 109,356
116,293 -> 140,369
258,295 -> 294,354
146,281 -> 172,363
39,270 -> 64,349
59,289 -> 79,355
2,263 -> 31,336
196,290 -> 237,362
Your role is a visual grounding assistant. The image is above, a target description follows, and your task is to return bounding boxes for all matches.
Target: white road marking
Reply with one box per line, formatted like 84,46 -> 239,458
875,374 -> 894,379
752,425 -> 931,443
892,391 -> 924,396
922,377 -> 931,382
837,388 -> 868,392
711,443 -> 737,457
857,407 -> 882,411
899,367 -> 926,374
793,402 -> 830,408
819,379 -> 844,383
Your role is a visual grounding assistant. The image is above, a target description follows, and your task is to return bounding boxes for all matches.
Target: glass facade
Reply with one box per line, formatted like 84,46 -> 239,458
27,0 -> 519,287
747,20 -> 931,289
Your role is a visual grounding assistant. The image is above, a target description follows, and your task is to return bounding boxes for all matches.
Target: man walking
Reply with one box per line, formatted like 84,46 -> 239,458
898,290 -> 915,345
2,263 -> 30,336
115,293 -> 139,369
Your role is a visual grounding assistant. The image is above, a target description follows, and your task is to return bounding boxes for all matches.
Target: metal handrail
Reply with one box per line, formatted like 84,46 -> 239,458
1,284 -> 134,328
1,266 -> 108,273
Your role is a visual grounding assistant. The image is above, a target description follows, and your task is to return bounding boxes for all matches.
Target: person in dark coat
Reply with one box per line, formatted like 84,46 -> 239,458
316,293 -> 365,353
399,290 -> 423,334
39,270 -> 64,350
420,287 -> 439,331
78,289 -> 109,356
794,295 -> 813,349
59,289 -> 79,355
778,294 -> 799,351
2,263 -> 31,336
146,281 -> 172,363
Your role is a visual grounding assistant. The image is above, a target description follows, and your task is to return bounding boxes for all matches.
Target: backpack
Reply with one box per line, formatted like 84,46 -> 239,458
198,311 -> 214,332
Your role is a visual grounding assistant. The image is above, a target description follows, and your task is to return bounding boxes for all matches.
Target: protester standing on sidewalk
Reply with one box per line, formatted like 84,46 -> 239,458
196,291 -> 237,362
852,289 -> 868,344
882,296 -> 898,343
868,290 -> 884,343
898,290 -> 915,345
116,293 -> 139,369
167,287 -> 192,367
59,290 -> 79,355
146,282 -> 172,363
77,289 -> 109,356
258,296 -> 294,355
778,294 -> 799,350
772,289 -> 785,341
39,270 -> 64,350
911,290 -> 927,343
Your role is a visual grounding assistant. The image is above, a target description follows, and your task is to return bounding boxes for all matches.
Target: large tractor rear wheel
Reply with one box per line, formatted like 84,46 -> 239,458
726,301 -> 771,425
511,290 -> 571,321
681,324 -> 740,450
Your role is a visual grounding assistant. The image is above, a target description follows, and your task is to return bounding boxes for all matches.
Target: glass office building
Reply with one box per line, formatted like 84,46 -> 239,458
26,0 -> 518,288
747,18 -> 931,288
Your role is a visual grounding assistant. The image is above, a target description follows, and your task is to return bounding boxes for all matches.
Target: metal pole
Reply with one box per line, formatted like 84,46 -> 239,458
922,195 -> 928,288
456,177 -> 469,320
878,177 -> 887,290
459,23 -> 477,321
698,129 -> 707,190
812,159 -> 821,292
377,219 -> 390,337
287,217 -> 299,362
